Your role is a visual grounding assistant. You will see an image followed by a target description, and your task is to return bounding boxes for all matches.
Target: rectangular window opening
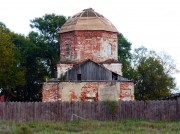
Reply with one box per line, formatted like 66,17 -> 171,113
77,74 -> 81,81
112,72 -> 118,80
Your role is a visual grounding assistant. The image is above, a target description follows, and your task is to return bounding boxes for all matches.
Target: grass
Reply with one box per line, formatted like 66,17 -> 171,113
0,120 -> 179,134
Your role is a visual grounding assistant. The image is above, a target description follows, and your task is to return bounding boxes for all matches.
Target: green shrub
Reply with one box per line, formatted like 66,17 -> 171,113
104,100 -> 118,115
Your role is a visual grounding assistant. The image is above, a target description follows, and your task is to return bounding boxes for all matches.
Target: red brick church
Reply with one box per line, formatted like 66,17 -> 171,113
42,8 -> 134,102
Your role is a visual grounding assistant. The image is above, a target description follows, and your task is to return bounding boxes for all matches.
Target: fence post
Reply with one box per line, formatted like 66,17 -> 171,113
177,97 -> 180,120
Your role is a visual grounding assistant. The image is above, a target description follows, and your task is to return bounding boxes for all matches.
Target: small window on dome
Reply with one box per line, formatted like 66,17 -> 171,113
66,44 -> 70,55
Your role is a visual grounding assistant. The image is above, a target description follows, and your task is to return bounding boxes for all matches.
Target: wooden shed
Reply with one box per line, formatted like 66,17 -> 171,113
65,59 -> 130,81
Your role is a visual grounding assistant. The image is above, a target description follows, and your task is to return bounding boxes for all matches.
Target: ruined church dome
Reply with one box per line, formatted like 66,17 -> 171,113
59,8 -> 118,33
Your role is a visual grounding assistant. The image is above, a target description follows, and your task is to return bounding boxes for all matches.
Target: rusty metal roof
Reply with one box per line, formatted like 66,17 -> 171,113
59,8 -> 118,33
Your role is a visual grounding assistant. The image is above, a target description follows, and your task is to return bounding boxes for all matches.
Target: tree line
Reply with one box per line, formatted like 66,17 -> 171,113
0,14 -> 178,101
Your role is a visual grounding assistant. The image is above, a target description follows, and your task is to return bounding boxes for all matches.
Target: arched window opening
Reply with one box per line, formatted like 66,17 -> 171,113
107,43 -> 112,55
66,44 -> 70,55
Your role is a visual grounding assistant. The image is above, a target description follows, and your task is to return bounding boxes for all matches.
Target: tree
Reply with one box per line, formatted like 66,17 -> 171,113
10,13 -> 66,101
118,33 -> 132,61
132,47 -> 176,100
158,52 -> 179,75
7,31 -> 50,101
118,33 -> 133,79
0,14 -> 66,101
5,14 -> 66,101
30,14 -> 66,77
0,28 -> 25,100
0,22 -> 10,32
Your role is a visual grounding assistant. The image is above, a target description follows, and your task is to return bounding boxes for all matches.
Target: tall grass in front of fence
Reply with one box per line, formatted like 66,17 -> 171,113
0,120 -> 180,134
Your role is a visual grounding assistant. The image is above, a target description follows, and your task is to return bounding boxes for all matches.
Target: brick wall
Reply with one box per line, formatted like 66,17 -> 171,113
42,83 -> 61,102
42,81 -> 134,102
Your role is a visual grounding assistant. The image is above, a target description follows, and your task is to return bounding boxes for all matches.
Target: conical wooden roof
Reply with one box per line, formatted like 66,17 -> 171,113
59,8 -> 118,33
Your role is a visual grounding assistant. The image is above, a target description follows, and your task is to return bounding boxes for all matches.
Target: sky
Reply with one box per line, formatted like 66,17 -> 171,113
0,0 -> 180,91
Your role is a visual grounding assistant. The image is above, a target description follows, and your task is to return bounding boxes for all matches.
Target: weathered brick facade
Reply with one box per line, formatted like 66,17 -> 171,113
60,31 -> 118,63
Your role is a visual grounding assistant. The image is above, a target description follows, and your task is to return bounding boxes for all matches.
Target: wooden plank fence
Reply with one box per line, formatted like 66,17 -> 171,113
0,100 -> 179,122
